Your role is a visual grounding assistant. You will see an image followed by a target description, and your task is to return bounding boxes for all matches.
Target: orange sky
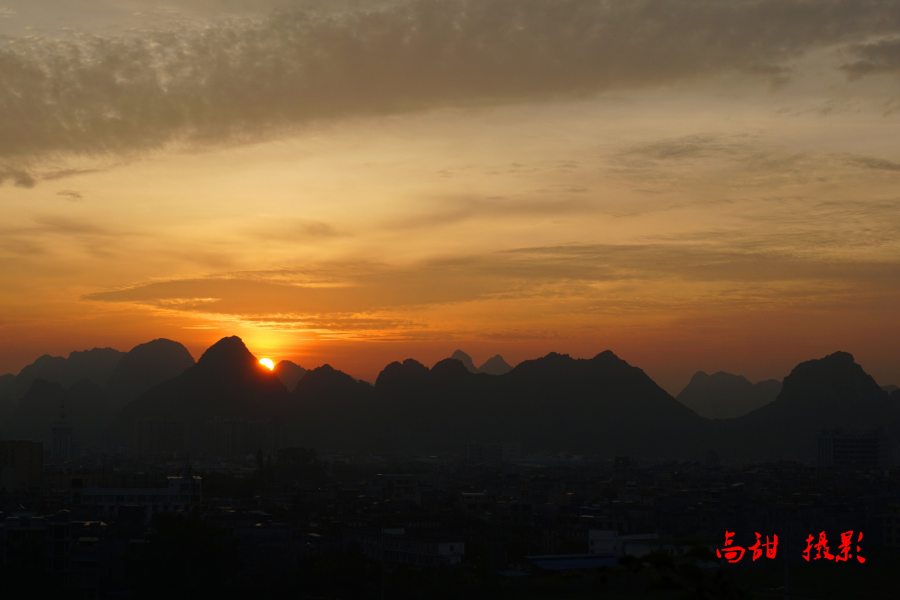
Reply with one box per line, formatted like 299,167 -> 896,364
1,0 -> 900,394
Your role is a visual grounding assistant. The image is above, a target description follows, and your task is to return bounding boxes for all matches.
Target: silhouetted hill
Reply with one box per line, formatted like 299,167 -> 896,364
275,350 -> 899,459
104,339 -> 196,413
0,374 -> 14,426
478,354 -> 513,375
677,371 -> 781,419
447,350 -> 513,375
288,364 -> 375,447
0,348 -> 123,424
884,384 -> 899,393
715,352 -> 900,461
2,379 -> 65,443
274,360 -> 307,391
450,350 -> 479,373
312,351 -> 709,455
112,337 -> 290,450
0,374 -> 13,398
2,378 -> 111,447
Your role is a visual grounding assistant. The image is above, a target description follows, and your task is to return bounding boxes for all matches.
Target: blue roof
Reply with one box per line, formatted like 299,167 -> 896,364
526,554 -> 618,570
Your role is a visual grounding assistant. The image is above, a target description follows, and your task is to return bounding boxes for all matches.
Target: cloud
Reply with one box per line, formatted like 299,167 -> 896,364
0,169 -> 35,187
247,218 -> 348,241
56,189 -> 83,201
616,134 -> 750,163
0,214 -> 126,258
3,0 -> 900,183
846,154 -> 900,171
84,239 -> 900,328
841,38 -> 900,78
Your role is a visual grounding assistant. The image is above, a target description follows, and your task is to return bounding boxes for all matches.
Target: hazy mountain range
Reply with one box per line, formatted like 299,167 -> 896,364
676,371 -> 782,420
450,350 -> 514,375
1,337 -> 898,461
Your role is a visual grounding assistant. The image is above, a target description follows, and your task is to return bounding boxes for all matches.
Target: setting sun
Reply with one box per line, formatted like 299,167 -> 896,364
259,358 -> 275,370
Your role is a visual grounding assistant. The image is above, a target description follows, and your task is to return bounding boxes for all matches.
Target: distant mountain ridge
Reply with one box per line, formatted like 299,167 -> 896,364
448,350 -> 514,375
677,371 -> 781,419
0,347 -> 124,425
3,379 -> 111,446
274,360 -> 307,391
112,336 -> 290,449
104,339 -> 196,412
711,351 -> 900,461
2,338 -> 897,464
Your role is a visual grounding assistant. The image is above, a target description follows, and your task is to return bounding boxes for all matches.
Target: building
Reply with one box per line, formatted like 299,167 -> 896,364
0,440 -> 43,490
133,418 -> 185,456
77,472 -> 202,521
527,554 -> 618,570
343,529 -> 464,567
817,429 -> 891,469
464,441 -> 522,463
0,511 -> 108,595
589,530 -> 693,558
51,401 -> 73,462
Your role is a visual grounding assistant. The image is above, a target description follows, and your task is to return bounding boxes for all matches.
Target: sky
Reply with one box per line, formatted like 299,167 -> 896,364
1,0 -> 900,394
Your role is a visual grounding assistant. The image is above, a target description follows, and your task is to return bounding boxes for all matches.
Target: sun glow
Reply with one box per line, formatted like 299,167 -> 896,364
259,358 -> 275,370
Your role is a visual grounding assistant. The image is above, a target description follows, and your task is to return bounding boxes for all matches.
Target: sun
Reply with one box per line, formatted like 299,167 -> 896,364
259,358 -> 275,370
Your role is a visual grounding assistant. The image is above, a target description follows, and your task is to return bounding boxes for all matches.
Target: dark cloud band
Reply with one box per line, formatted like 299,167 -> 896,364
2,0 -> 900,182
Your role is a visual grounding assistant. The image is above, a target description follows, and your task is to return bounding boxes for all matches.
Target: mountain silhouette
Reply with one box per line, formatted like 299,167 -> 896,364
478,354 -> 513,375
5,337 -> 896,462
288,364 -> 375,448
450,350 -> 479,373
448,350 -> 514,375
273,349 -> 898,460
0,373 -> 14,398
298,350 -> 709,455
0,348 -> 123,424
274,360 -> 307,392
884,384 -> 899,393
0,374 -> 14,426
677,371 -> 781,419
713,351 -> 900,461
112,336 -> 290,451
104,339 -> 196,413
2,378 -> 111,447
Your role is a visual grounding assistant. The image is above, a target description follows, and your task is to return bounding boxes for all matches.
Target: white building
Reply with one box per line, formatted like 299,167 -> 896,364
343,529 -> 464,567
589,530 -> 693,558
78,474 -> 202,520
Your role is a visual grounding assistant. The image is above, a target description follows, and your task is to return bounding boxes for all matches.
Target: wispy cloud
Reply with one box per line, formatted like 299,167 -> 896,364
3,0 -> 900,184
83,234 -> 900,340
246,218 -> 348,241
841,38 -> 900,79
56,189 -> 83,202
0,214 -> 129,258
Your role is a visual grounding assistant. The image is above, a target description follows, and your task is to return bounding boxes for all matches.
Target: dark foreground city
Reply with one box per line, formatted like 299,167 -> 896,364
2,444 -> 899,599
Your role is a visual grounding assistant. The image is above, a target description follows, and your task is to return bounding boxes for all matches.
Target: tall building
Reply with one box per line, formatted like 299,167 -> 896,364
0,440 -> 44,490
817,429 -> 891,469
51,400 -> 73,462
